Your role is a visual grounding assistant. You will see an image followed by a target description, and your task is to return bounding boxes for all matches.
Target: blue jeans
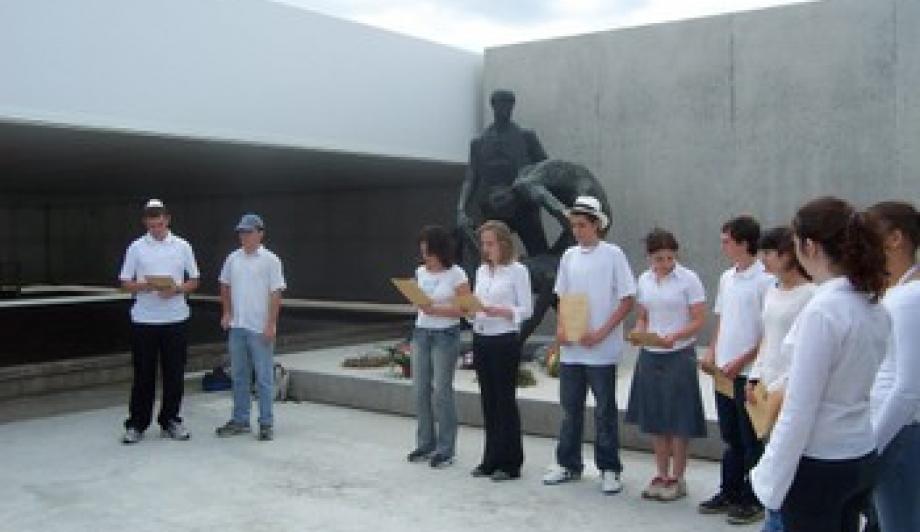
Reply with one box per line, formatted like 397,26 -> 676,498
715,376 -> 763,505
873,423 -> 920,531
762,509 -> 784,532
229,327 -> 274,427
556,363 -> 622,473
412,326 -> 460,457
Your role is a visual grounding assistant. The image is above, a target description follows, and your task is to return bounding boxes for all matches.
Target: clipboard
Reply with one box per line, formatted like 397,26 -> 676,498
145,275 -> 177,291
453,293 -> 484,314
390,278 -> 433,306
559,294 -> 589,343
700,360 -> 735,399
628,331 -> 669,348
745,381 -> 784,439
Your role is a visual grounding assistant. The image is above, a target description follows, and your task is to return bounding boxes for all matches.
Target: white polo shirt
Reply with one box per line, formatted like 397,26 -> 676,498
751,277 -> 889,510
713,260 -> 774,374
218,245 -> 286,334
119,231 -> 200,324
554,241 -> 637,366
636,263 -> 706,353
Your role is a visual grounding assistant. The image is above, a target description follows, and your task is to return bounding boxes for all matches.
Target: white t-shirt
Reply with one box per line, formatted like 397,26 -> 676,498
218,246 -> 286,334
414,264 -> 468,329
749,283 -> 816,392
471,262 -> 533,336
636,264 -> 706,353
713,260 -> 774,374
554,241 -> 637,366
118,232 -> 200,324
871,275 -> 920,452
751,277 -> 890,510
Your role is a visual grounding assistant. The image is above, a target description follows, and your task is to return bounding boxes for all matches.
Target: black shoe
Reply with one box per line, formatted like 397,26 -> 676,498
726,504 -> 765,525
407,449 -> 432,463
471,465 -> 493,477
429,453 -> 454,468
698,492 -> 734,514
490,470 -> 520,482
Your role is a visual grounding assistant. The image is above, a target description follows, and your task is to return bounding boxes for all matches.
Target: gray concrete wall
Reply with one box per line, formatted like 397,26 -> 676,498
484,0 -> 918,333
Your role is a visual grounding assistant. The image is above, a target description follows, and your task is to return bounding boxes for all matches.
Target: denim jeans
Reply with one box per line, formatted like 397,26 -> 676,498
229,327 -> 274,427
762,509 -> 784,532
556,363 -> 622,473
715,376 -> 764,505
412,326 -> 460,457
873,423 -> 920,532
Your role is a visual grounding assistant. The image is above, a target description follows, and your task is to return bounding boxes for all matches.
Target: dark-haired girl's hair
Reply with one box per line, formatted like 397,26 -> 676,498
868,201 -> 919,256
418,225 -> 456,268
759,226 -> 810,280
792,196 -> 885,302
644,227 -> 679,254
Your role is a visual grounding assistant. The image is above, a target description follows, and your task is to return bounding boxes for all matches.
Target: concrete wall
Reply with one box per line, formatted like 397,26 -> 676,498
0,184 -> 458,302
483,0 -> 918,324
0,0 -> 480,163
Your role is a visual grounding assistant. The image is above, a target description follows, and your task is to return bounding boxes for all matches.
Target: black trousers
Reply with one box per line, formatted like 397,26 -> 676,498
715,376 -> 764,505
781,452 -> 878,532
472,333 -> 523,474
125,321 -> 188,432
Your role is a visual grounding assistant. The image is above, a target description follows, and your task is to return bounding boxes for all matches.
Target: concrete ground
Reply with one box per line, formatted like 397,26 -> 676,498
0,387 -> 758,532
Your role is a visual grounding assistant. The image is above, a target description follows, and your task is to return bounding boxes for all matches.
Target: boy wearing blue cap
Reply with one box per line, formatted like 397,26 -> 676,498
215,213 -> 286,441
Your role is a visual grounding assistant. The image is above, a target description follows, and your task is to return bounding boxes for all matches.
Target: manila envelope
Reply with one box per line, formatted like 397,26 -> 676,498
453,293 -> 484,314
700,359 -> 735,399
145,275 -> 176,291
390,278 -> 433,306
628,331 -> 669,348
745,381 -> 784,440
558,294 -> 589,343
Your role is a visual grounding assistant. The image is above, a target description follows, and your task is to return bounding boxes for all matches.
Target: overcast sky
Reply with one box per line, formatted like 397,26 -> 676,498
272,0 -> 813,52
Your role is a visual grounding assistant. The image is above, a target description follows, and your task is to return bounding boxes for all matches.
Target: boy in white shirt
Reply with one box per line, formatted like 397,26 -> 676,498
542,196 -> 636,495
215,214 -> 286,442
699,215 -> 774,525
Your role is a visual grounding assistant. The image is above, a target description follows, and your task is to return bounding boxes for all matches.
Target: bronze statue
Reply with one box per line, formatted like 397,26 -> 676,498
456,89 -> 548,257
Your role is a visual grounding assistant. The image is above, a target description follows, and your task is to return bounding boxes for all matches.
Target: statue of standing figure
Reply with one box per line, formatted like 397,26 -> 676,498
456,89 -> 548,259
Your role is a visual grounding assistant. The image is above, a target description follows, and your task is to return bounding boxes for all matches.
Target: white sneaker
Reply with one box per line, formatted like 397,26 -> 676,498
601,470 -> 623,495
542,465 -> 581,485
121,427 -> 142,445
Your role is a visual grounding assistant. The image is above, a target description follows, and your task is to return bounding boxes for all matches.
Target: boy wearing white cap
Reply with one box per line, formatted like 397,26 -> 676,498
119,199 -> 200,444
543,196 -> 636,494
215,213 -> 286,441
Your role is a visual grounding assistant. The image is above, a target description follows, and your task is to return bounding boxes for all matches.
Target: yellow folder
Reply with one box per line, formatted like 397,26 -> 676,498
390,278 -> 432,306
559,294 -> 589,343
745,381 -> 784,439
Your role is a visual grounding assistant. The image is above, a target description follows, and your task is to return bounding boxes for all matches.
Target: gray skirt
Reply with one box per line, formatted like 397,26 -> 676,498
625,345 -> 707,438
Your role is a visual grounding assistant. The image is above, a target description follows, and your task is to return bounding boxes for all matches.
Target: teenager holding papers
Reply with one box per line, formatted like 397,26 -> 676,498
469,220 -> 533,482
543,196 -> 635,495
699,215 -> 773,525
751,197 -> 889,532
406,225 -> 469,469
868,200 -> 920,532
745,226 -> 815,532
625,228 -> 707,502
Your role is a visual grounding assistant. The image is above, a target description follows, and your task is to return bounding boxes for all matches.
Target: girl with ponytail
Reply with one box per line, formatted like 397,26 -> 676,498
751,196 -> 890,532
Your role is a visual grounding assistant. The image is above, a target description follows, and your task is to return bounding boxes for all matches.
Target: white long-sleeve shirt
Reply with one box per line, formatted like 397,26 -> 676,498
871,276 -> 920,452
751,277 -> 890,510
471,261 -> 533,336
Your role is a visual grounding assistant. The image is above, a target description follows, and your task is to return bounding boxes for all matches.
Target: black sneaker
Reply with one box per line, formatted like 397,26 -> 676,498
429,453 -> 454,468
471,465 -> 493,477
490,470 -> 520,482
258,425 -> 274,441
161,420 -> 191,441
406,449 -> 432,463
727,504 -> 765,525
698,492 -> 734,514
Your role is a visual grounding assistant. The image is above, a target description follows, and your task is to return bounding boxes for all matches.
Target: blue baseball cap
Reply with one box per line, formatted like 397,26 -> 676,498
235,213 -> 264,232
